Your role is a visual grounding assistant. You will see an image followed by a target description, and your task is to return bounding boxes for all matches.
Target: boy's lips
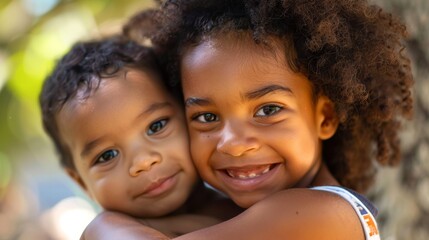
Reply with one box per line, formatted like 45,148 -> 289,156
136,172 -> 179,198
218,163 -> 280,192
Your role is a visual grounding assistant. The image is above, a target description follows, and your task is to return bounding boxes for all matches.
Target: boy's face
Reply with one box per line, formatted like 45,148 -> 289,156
57,69 -> 197,217
181,34 -> 338,208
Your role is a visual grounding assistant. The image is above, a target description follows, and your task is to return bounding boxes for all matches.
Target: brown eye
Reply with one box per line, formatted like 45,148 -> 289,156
194,113 -> 218,123
95,149 -> 119,164
147,119 -> 168,135
255,105 -> 282,117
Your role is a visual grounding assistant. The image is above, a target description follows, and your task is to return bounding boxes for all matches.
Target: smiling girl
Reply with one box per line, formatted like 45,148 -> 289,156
81,0 -> 413,238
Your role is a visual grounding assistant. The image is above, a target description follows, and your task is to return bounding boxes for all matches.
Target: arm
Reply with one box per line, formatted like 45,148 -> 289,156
80,211 -> 222,240
80,211 -> 170,240
82,189 -> 365,240
146,214 -> 220,236
173,188 -> 365,240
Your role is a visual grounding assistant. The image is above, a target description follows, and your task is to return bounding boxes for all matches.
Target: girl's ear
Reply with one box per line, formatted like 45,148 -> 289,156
316,95 -> 339,140
65,168 -> 90,196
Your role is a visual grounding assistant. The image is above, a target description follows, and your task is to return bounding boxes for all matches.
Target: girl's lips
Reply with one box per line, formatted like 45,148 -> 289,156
138,172 -> 179,198
217,163 -> 280,192
226,164 -> 272,179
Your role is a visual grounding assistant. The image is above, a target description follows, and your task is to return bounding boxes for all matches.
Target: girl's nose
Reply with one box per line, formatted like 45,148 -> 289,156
129,152 -> 162,177
216,122 -> 260,157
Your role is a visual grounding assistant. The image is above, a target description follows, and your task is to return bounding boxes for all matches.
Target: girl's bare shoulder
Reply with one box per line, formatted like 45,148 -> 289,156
246,188 -> 365,239
176,188 -> 365,240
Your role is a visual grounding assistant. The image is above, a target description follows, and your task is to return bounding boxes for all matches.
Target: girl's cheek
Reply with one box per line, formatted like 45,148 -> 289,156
190,132 -> 214,154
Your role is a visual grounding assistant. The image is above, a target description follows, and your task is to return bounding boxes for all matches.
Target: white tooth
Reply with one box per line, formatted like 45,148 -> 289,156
248,173 -> 257,178
262,167 -> 270,174
227,170 -> 234,177
238,174 -> 247,179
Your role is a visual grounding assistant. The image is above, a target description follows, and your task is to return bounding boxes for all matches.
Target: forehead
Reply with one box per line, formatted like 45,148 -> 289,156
55,69 -> 173,144
63,69 -> 167,114
180,32 -> 314,105
187,32 -> 285,64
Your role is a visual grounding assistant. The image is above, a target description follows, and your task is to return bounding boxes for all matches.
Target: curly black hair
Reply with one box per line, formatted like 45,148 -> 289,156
124,0 -> 414,192
40,36 -> 165,169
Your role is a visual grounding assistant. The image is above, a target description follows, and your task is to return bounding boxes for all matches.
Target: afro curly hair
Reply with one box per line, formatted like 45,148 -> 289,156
124,0 -> 414,193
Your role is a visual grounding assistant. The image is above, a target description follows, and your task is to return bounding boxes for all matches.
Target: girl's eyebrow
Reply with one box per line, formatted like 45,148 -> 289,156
185,97 -> 211,107
184,84 -> 294,108
245,84 -> 294,100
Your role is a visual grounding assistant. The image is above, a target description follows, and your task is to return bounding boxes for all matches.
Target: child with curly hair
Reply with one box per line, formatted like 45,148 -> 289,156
82,0 -> 413,239
39,36 -> 241,239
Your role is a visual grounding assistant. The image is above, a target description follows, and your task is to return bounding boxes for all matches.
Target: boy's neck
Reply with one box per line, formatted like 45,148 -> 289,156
169,180 -> 211,215
171,180 -> 242,220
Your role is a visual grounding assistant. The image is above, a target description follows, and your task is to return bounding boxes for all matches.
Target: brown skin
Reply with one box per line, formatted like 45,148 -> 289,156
58,68 -> 241,237
83,168 -> 363,240
58,69 -> 198,218
182,35 -> 339,208
81,182 -> 240,239
172,33 -> 363,239
82,34 -> 366,240
81,212 -> 170,240
174,188 -> 363,240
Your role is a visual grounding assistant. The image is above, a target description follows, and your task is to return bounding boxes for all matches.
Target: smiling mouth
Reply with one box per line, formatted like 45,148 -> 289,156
138,173 -> 179,198
224,164 -> 278,180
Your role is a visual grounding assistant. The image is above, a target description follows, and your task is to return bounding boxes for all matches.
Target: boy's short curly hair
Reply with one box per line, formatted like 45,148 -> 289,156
40,36 -> 164,169
125,0 -> 413,192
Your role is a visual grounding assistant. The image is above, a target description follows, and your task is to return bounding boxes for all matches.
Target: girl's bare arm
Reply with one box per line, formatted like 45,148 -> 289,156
174,188 -> 364,240
80,211 -> 169,240
82,189 -> 365,240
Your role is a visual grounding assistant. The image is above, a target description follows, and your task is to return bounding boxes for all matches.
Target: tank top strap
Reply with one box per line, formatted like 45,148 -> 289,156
312,186 -> 381,240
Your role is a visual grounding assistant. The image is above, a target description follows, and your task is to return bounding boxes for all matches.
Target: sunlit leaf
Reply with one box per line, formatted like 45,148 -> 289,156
7,48 -> 51,103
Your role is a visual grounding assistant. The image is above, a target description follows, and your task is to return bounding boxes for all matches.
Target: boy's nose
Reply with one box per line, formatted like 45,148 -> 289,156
129,152 -> 162,177
216,122 -> 260,157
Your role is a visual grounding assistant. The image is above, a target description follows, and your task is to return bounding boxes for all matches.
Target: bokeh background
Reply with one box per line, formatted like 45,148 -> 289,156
0,0 -> 427,239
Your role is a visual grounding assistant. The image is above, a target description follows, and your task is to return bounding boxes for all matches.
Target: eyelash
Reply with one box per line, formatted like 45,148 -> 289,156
94,149 -> 119,165
254,104 -> 283,117
91,118 -> 170,166
192,113 -> 219,123
147,118 -> 169,135
191,104 -> 284,123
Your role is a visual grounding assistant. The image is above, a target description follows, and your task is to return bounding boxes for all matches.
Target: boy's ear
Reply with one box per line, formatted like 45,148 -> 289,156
65,168 -> 90,195
316,95 -> 339,140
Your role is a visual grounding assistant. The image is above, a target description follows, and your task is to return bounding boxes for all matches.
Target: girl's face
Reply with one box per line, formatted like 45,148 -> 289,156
57,69 -> 198,217
181,34 -> 338,208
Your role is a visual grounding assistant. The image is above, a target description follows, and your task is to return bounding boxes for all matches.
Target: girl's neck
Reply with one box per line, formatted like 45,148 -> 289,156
311,162 -> 340,187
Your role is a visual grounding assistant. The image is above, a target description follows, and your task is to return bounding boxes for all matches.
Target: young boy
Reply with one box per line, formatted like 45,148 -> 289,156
39,36 -> 240,238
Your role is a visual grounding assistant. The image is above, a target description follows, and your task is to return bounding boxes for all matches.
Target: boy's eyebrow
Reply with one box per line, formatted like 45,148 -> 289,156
136,102 -> 173,120
81,137 -> 106,159
244,84 -> 294,100
81,102 -> 173,158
